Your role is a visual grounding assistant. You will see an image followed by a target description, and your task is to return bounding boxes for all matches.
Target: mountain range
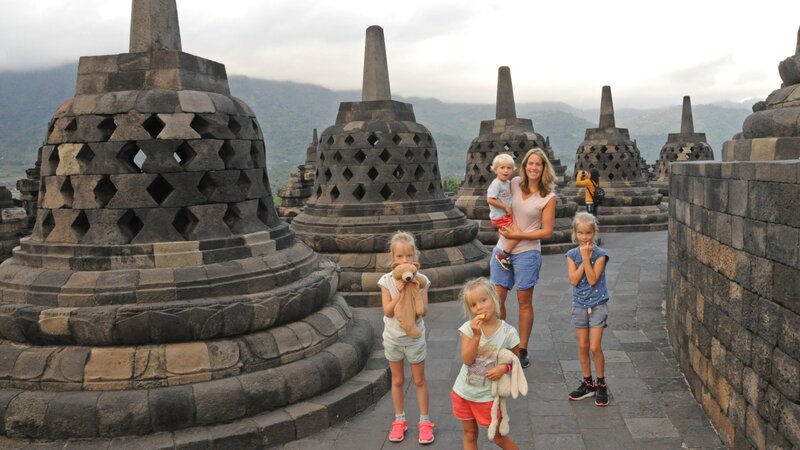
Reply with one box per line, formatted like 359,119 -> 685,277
0,64 -> 753,190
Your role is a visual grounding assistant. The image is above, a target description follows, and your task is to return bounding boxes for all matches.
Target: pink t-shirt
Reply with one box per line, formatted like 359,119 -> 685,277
496,177 -> 556,254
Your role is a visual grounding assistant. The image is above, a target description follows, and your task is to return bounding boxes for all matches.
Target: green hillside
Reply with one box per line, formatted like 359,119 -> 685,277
0,64 -> 751,190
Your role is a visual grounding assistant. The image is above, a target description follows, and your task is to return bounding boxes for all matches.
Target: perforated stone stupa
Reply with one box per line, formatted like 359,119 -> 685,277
0,1 -> 383,446
278,129 -> 318,222
0,187 -> 27,263
652,96 -> 713,199
291,26 -> 489,307
723,27 -> 800,161
454,66 -> 575,254
561,86 -> 668,232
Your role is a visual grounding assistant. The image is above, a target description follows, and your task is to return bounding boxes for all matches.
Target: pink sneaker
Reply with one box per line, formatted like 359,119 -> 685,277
418,421 -> 435,445
388,419 -> 407,442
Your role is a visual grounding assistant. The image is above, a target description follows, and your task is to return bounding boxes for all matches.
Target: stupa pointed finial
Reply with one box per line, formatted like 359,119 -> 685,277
496,66 -> 517,120
312,128 -> 318,144
796,25 -> 800,54
362,25 -> 391,101
680,96 -> 695,134
129,0 -> 182,53
599,85 -> 616,129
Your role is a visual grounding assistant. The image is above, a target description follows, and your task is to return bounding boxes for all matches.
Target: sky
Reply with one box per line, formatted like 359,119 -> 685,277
1,0 -> 799,108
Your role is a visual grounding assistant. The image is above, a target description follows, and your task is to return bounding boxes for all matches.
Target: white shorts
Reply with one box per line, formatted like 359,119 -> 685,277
384,338 -> 427,364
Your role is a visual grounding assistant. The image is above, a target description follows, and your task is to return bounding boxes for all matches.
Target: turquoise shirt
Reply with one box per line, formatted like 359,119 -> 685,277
566,246 -> 610,308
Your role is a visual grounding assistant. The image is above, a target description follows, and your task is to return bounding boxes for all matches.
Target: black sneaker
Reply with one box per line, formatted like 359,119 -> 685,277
519,348 -> 530,368
595,383 -> 609,406
495,252 -> 512,271
568,379 -> 596,400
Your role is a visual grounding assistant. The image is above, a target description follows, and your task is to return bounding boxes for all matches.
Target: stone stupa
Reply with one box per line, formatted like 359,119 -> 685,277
0,187 -> 27,263
277,129 -> 318,222
652,96 -> 714,200
291,26 -> 489,307
561,86 -> 668,232
723,27 -> 800,161
0,1 -> 384,446
454,66 -> 575,254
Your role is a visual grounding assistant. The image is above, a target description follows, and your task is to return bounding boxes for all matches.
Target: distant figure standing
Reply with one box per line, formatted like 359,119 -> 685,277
576,169 -> 601,216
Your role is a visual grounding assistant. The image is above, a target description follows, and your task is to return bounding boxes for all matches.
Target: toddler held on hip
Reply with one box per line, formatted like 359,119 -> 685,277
487,154 -> 520,271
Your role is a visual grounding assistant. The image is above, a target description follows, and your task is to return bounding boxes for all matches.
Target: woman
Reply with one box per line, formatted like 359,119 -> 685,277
490,147 -> 556,368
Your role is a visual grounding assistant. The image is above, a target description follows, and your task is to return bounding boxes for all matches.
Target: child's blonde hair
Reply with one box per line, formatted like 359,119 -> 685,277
491,153 -> 515,172
460,278 -> 501,318
571,211 -> 599,244
389,231 -> 418,259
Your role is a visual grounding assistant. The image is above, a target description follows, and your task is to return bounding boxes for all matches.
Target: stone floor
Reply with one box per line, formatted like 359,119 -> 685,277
279,231 -> 725,449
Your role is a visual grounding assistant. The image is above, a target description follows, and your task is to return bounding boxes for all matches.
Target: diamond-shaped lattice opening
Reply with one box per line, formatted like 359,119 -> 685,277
330,186 -> 340,202
608,173 -> 615,181
49,146 -> 61,167
142,115 -> 165,139
48,120 -> 56,134
250,142 -> 261,167
172,208 -> 199,239
380,184 -> 392,201
190,115 -> 210,137
319,152 -> 325,163
600,146 -> 608,153
342,167 -> 353,181
223,203 -> 243,233
41,211 -> 55,238
488,142 -> 495,150
315,186 -> 322,198
392,134 -> 402,145
433,165 -> 438,176
237,171 -> 251,196
406,184 -> 417,198
379,149 -> 391,163
478,175 -> 487,184
353,184 -> 365,201
427,182 -> 436,195
218,142 -> 236,168
414,165 -> 425,181
228,116 -> 242,137
367,133 -> 380,147
404,149 -> 415,162
602,164 -> 609,171
413,134 -> 421,145
197,172 -> 217,199
117,210 -> 144,242
256,199 -> 272,226
326,136 -> 334,146
478,152 -> 486,161
174,142 -> 196,167
427,134 -> 433,143
486,164 -> 493,173
65,118 -> 78,132
368,167 -> 379,180
251,119 -> 259,133
117,142 -> 145,173
615,163 -> 621,170
472,164 -> 480,174
75,144 -> 95,166
344,135 -> 355,145
262,170 -> 271,196
147,175 -> 174,205
94,176 -> 117,207
71,211 -> 90,239
608,154 -> 614,161
354,150 -> 366,163
60,177 -> 74,207
424,149 -> 432,160
324,168 -> 332,181
518,141 -> 526,149
333,151 -> 343,163
393,166 -> 405,180
503,142 -> 511,151
97,117 -> 117,141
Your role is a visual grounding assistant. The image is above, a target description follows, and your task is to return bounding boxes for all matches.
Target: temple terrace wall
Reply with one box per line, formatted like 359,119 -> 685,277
666,159 -> 799,449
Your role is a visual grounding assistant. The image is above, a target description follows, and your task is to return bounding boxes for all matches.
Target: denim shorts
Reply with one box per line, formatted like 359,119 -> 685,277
384,338 -> 427,364
489,247 -> 542,291
571,303 -> 609,328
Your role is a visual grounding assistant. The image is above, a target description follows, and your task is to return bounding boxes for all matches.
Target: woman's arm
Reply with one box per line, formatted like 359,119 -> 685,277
566,257 -> 585,286
499,196 -> 556,241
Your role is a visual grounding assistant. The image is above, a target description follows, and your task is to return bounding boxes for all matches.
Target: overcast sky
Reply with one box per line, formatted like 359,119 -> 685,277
1,0 -> 799,108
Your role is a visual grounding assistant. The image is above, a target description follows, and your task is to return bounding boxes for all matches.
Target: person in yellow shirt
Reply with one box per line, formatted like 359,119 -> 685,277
576,169 -> 600,216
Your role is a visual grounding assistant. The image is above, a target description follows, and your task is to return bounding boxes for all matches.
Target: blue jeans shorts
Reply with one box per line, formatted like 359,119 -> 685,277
489,247 -> 542,291
571,303 -> 609,328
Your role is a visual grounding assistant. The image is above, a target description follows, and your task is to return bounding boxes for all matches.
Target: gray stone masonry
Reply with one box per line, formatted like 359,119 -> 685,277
0,187 -> 27,263
280,231 -> 725,449
278,129 -> 318,222
667,159 -> 799,449
561,86 -> 668,232
455,66 -> 574,254
129,0 -> 181,53
652,96 -> 714,200
723,26 -> 800,161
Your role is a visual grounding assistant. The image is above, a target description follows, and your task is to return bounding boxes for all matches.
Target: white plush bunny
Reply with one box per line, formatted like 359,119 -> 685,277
487,349 -> 528,440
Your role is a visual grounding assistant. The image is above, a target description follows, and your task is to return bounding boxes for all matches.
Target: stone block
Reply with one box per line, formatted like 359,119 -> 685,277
778,310 -> 800,361
750,258 -> 773,300
751,334 -> 774,379
746,403 -> 767,450
45,391 -> 101,439
177,91 -> 216,113
193,377 -> 247,425
38,307 -> 76,337
13,347 -> 56,381
4,391 -> 57,438
238,369 -> 288,415
165,342 -> 211,383
135,90 -> 179,114
773,262 -> 800,314
778,395 -> 800,446
132,346 -> 166,388
148,385 -> 195,432
251,410 -> 294,447
83,347 -> 135,390
771,348 -> 800,402
153,241 -> 202,268
767,223 -> 799,267
311,380 -> 372,425
95,91 -> 139,115
172,426 -> 212,450
278,358 -> 320,404
207,419 -> 261,450
41,347 -> 90,384
284,401 -> 329,440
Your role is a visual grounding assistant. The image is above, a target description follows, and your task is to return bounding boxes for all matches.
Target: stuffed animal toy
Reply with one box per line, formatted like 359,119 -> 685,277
391,262 -> 428,338
488,348 -> 528,440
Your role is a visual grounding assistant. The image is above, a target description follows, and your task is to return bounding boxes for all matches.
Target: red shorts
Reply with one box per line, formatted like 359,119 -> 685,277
451,391 -> 498,427
490,214 -> 513,228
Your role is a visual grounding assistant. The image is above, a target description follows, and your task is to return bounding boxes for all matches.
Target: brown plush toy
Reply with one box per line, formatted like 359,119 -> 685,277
391,262 -> 429,338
